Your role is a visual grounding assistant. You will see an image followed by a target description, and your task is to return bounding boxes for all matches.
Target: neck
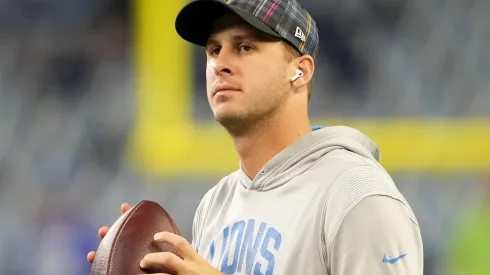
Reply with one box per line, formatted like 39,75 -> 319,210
231,104 -> 311,180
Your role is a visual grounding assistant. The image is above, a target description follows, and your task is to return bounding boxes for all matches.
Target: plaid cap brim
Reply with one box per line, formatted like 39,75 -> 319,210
175,0 -> 282,47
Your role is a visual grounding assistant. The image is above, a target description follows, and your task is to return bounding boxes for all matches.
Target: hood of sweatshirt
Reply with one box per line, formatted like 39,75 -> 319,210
238,126 -> 381,191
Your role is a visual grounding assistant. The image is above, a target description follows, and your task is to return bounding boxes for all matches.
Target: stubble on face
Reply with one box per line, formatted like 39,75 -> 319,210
215,67 -> 290,137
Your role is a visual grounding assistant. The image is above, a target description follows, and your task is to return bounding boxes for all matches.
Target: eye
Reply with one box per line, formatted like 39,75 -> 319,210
239,44 -> 253,52
209,46 -> 221,56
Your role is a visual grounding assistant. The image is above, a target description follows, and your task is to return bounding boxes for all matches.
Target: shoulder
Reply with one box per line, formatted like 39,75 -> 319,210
194,169 -> 242,216
328,163 -> 406,204
319,164 -> 422,273
321,163 -> 419,248
327,194 -> 424,274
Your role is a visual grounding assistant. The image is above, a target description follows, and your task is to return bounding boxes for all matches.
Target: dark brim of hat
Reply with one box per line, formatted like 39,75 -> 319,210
175,0 -> 282,47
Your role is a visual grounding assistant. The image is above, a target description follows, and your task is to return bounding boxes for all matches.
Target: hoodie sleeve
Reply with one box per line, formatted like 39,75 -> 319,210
329,195 -> 424,275
324,165 -> 424,275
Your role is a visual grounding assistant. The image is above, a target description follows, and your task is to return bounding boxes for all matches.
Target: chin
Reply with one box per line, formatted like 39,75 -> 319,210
212,101 -> 243,118
213,105 -> 249,131
213,107 -> 268,137
213,107 -> 242,123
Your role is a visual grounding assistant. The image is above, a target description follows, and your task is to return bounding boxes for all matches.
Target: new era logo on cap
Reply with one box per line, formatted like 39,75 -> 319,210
295,26 -> 306,42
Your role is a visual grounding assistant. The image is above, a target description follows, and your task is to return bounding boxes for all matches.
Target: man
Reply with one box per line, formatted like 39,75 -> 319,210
88,0 -> 424,274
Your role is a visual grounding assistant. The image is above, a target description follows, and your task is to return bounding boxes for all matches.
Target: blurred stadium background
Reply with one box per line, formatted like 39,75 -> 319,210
0,0 -> 489,274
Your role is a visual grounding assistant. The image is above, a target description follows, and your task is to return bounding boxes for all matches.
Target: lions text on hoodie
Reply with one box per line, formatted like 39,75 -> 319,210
191,126 -> 423,275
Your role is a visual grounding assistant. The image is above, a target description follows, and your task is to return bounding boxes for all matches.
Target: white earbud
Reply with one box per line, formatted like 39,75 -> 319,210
290,69 -> 304,82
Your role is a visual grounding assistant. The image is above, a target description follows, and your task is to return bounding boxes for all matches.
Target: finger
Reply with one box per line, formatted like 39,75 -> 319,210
87,251 -> 95,263
140,252 -> 185,272
98,226 -> 109,239
121,203 -> 131,214
154,232 -> 196,260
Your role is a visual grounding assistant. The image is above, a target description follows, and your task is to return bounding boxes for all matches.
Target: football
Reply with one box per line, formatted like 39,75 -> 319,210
90,200 -> 182,275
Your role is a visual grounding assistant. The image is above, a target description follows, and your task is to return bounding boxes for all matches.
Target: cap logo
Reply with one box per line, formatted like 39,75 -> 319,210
295,26 -> 306,42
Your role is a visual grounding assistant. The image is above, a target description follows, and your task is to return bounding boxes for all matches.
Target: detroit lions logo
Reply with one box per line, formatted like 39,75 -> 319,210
207,219 -> 282,275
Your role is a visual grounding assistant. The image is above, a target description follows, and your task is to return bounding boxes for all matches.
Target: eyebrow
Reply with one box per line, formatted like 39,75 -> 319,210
205,33 -> 258,49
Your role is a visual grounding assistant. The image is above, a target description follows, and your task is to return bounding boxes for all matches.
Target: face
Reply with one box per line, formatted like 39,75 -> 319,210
205,14 -> 295,135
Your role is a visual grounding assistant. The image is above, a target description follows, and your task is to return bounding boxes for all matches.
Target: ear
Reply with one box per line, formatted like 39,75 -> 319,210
290,55 -> 314,89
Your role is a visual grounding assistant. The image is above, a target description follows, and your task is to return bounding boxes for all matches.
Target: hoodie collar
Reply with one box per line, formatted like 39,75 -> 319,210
238,126 -> 381,191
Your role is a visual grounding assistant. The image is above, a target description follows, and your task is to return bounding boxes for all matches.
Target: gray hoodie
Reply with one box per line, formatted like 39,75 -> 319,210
191,126 -> 423,275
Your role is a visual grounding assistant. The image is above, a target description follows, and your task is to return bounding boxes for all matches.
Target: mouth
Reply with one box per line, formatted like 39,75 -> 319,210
214,84 -> 241,96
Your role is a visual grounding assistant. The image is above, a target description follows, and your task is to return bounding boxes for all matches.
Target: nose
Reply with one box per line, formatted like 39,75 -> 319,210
213,49 -> 234,77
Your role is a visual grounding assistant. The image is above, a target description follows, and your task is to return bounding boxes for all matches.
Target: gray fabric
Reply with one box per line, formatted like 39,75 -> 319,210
330,195 -> 423,274
191,126 -> 423,274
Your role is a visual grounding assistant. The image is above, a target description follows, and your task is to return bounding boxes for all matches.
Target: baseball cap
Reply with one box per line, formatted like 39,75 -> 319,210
175,0 -> 319,60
